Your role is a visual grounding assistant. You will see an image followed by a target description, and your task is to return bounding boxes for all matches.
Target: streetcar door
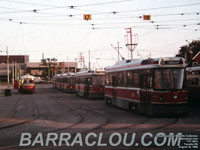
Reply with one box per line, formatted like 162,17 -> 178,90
85,77 -> 91,97
112,76 -> 117,100
140,73 -> 152,115
78,78 -> 80,94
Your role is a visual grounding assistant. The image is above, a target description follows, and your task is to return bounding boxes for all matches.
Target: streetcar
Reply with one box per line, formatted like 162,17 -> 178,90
18,74 -> 35,94
75,70 -> 105,99
105,57 -> 188,115
53,74 -> 61,89
56,74 -> 63,90
186,66 -> 200,101
62,73 -> 76,93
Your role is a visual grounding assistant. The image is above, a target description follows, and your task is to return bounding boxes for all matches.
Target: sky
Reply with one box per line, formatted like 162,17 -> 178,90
0,0 -> 199,69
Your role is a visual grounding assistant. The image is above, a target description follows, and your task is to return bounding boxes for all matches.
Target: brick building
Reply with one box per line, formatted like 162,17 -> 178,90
0,55 -> 29,64
0,55 -> 28,82
26,62 -> 79,80
0,55 -> 79,82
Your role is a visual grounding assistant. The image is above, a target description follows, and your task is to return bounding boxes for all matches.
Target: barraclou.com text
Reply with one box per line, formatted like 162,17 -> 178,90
19,132 -> 183,147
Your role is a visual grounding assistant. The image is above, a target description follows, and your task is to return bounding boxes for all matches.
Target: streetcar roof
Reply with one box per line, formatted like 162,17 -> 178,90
61,72 -> 75,76
106,57 -> 185,72
53,72 -> 75,79
186,66 -> 200,71
20,74 -> 35,80
76,69 -> 105,76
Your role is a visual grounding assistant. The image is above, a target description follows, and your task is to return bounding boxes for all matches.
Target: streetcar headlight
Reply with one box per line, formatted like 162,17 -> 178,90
174,95 -> 178,99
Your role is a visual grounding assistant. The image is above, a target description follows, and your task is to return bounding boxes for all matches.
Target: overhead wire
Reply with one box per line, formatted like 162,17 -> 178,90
0,1 -> 200,15
0,1 -> 199,31
0,0 -> 58,7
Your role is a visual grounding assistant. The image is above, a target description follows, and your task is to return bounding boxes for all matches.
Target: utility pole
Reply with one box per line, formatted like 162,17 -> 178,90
19,66 -> 21,78
111,42 -> 122,61
88,50 -> 91,69
6,47 -> 9,88
12,61 -> 14,85
75,58 -> 77,74
15,61 -> 17,80
78,52 -> 84,69
47,58 -> 50,80
67,57 -> 69,73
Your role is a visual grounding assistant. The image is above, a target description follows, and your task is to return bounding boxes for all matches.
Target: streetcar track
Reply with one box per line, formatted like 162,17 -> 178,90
0,95 -> 39,130
80,106 -> 111,132
50,92 -> 151,134
42,92 -> 111,134
136,117 -> 179,134
47,91 -> 180,135
52,92 -> 112,133
0,87 -> 193,150
0,95 -> 21,124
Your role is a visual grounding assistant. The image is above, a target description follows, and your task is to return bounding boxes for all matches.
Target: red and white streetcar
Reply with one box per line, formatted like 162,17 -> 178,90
53,73 -> 76,93
75,70 -> 105,99
53,74 -> 62,90
18,74 -> 35,94
105,57 -> 188,115
186,66 -> 200,101
62,73 -> 76,93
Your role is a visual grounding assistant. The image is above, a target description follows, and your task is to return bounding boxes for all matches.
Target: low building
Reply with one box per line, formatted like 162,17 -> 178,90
0,55 -> 80,82
26,62 -> 79,80
0,55 -> 29,64
0,55 -> 28,82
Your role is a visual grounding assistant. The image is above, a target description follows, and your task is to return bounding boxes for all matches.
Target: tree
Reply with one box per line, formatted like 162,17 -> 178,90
176,40 -> 200,66
40,58 -> 57,80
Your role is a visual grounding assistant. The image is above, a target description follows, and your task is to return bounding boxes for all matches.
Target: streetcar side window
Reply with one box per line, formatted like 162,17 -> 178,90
80,77 -> 85,84
93,75 -> 105,86
123,71 -> 127,86
106,74 -> 109,85
127,71 -> 133,87
133,72 -> 140,87
77,77 -> 79,84
85,77 -> 92,85
108,73 -> 112,86
188,78 -> 198,85
140,74 -> 152,89
118,72 -> 123,86
71,78 -> 76,85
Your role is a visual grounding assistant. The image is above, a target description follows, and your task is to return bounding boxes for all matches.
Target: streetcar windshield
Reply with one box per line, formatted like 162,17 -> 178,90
93,76 -> 105,85
69,78 -> 76,85
154,68 -> 184,90
23,80 -> 34,85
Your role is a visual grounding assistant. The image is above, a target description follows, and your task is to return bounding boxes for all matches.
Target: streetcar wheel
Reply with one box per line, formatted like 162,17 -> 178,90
129,103 -> 139,113
106,99 -> 112,105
